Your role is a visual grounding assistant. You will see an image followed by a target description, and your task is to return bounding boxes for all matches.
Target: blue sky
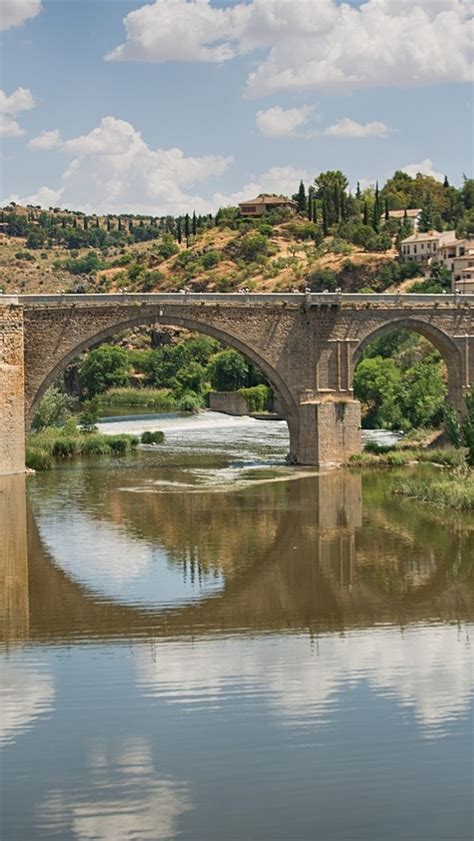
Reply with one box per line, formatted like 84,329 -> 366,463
1,0 -> 472,214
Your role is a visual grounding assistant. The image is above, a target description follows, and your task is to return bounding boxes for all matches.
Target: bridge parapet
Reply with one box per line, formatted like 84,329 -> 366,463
1,293 -> 473,474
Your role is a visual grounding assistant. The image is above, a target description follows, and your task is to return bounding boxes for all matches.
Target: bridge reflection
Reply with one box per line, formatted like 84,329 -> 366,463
1,471 -> 472,646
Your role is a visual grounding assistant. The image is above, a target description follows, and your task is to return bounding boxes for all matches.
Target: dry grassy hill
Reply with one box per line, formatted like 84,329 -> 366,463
0,214 -> 417,296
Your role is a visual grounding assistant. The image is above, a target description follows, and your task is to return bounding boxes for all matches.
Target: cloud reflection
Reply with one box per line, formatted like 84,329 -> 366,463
0,660 -> 54,745
137,624 -> 473,736
39,738 -> 192,840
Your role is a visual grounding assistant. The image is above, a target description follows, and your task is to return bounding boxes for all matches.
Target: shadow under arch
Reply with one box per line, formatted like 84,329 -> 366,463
352,317 -> 464,407
27,312 -> 300,455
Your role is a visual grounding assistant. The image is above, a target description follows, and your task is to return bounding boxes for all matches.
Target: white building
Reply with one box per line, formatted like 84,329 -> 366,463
400,230 -> 456,266
386,208 -> 422,230
437,239 -> 474,293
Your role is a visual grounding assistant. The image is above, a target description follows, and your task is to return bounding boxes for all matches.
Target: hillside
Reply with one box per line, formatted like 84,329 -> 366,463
0,211 -> 412,297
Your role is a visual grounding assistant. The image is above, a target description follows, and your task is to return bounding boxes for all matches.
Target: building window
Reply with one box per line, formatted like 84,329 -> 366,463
414,245 -> 417,254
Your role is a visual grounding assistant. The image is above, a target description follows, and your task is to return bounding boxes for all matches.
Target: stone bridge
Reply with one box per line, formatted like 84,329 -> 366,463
1,292 -> 473,474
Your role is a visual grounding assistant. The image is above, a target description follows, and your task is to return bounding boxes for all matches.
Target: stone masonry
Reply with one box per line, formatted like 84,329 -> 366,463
0,293 -> 473,474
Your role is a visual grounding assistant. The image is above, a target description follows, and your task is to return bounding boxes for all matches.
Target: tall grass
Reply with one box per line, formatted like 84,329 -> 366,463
26,425 -> 139,470
394,473 -> 474,510
100,387 -> 177,411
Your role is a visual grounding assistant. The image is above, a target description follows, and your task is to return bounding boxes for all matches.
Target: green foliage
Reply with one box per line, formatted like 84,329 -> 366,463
354,331 -> 447,431
238,384 -> 272,412
201,250 -> 221,269
208,349 -> 249,391
100,387 -> 176,411
305,268 -> 338,292
177,391 -> 203,413
79,345 -> 130,396
26,425 -> 138,470
78,396 -> 100,433
63,251 -> 103,275
141,430 -> 165,445
462,388 -> 474,466
26,229 -> 46,249
31,386 -> 73,430
236,233 -> 271,263
158,234 -> 179,259
393,473 -> 474,511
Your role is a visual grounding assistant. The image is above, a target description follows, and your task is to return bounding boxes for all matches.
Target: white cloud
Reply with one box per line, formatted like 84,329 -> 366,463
0,0 -> 42,31
256,105 -> 316,138
324,118 -> 392,138
402,158 -> 445,181
0,114 -> 25,137
28,128 -> 62,150
0,86 -> 35,114
5,115 -> 233,215
0,87 -> 35,137
106,0 -> 473,96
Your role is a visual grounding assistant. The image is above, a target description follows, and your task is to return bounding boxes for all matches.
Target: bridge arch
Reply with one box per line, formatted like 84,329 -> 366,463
27,311 -> 300,456
352,317 -> 465,408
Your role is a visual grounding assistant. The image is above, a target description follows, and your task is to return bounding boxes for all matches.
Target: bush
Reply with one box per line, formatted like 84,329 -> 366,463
305,268 -> 338,292
141,430 -> 165,445
177,391 -> 203,413
201,250 -> 221,269
25,448 -> 54,471
238,384 -> 272,412
236,233 -> 270,263
208,349 -> 249,391
32,386 -> 73,430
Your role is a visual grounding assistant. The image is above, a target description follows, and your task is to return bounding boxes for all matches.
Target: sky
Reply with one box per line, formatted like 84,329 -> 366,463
0,0 -> 472,215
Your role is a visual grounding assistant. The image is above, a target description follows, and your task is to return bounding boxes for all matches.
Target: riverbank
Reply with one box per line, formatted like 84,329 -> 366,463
394,471 -> 474,511
26,424 -> 140,470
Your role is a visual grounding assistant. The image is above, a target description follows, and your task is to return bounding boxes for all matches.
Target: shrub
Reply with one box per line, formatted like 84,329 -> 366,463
141,430 -> 165,445
201,250 -> 221,269
177,391 -> 203,413
32,386 -> 73,430
305,268 -> 338,292
107,434 -> 139,453
238,384 -> 272,412
52,437 -> 78,458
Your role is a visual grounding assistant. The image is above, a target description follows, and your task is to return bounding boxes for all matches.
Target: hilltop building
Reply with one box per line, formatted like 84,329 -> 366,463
400,229 -> 474,293
239,194 -> 298,217
385,208 -> 422,230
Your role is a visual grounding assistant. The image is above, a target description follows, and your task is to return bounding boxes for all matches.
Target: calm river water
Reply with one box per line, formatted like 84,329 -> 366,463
0,413 -> 473,841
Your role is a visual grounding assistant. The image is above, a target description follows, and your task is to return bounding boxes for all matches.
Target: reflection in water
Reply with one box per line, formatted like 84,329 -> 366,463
0,658 -> 54,746
137,626 -> 473,736
39,739 -> 191,841
0,415 -> 473,841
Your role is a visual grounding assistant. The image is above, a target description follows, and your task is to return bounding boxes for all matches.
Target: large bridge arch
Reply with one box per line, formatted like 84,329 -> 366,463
26,310 -> 301,457
352,316 -> 465,408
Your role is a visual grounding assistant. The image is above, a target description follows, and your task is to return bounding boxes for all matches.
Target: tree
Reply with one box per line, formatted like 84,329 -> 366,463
356,182 -> 361,200
296,180 -> 306,213
26,229 -> 46,249
462,388 -> 474,466
78,396 -> 100,433
185,213 -> 190,245
79,345 -> 130,397
177,218 -> 182,244
192,210 -> 197,237
352,224 -> 375,250
354,357 -> 403,428
372,181 -> 380,231
208,349 -> 249,391
363,202 -> 369,226
314,170 -> 349,227
418,197 -> 436,232
31,386 -> 73,430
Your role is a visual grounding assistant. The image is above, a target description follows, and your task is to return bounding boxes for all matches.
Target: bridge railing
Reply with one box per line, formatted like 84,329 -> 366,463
1,292 -> 473,306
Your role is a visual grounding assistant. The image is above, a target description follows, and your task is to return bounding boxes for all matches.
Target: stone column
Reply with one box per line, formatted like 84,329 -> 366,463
297,399 -> 361,466
0,306 -> 26,475
0,474 -> 29,642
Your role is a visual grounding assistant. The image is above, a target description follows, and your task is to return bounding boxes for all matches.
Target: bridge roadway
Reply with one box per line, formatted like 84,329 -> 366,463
1,292 -> 473,473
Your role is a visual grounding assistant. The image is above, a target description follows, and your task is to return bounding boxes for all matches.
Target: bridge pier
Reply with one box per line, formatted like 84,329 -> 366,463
297,399 -> 361,466
0,306 -> 26,475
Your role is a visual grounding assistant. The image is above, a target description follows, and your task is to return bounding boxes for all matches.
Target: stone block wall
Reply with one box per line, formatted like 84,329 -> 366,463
209,391 -> 248,415
0,307 -> 25,475
298,400 -> 361,467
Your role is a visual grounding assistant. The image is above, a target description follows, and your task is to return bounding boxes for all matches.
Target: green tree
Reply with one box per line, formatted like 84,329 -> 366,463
79,345 -> 130,396
26,229 -> 46,249
462,389 -> 474,466
78,396 -> 100,433
208,349 -> 249,391
31,386 -> 73,430
314,171 -> 349,228
296,180 -> 306,213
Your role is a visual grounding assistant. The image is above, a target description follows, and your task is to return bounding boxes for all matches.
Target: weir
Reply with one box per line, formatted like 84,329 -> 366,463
1,292 -> 473,474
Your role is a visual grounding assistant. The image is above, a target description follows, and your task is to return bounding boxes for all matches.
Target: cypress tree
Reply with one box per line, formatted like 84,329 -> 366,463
83,216 -> 88,230
107,216 -> 111,232
372,182 -> 380,231
307,197 -> 313,222
363,202 -> 369,226
297,180 -> 306,213
443,175 -> 450,189
322,199 -> 329,236
177,218 -> 182,244
192,210 -> 197,236
312,202 -> 317,224
118,218 -> 122,231
384,197 -> 389,221
95,216 -> 100,228
356,181 -> 361,200
185,213 -> 190,245
129,219 -> 134,232
73,217 -> 78,229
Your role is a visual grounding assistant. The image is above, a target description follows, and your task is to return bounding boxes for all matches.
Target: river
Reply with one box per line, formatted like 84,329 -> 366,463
0,412 -> 472,841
